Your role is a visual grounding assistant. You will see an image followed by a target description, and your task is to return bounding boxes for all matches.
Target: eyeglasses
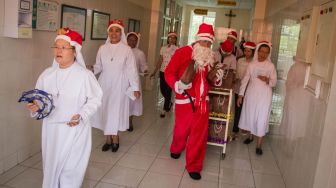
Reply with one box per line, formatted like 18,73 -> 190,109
51,46 -> 75,51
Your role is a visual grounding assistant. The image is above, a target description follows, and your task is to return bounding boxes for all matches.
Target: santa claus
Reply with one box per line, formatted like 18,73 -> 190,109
164,23 -> 223,180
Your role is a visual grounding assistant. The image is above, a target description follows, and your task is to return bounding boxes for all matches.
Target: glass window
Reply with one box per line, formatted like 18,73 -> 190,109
187,11 -> 216,44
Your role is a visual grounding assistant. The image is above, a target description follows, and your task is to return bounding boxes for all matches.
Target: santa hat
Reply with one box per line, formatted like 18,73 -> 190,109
195,23 -> 215,43
126,32 -> 140,48
258,40 -> 272,47
253,40 -> 272,62
220,40 -> 234,54
243,41 -> 256,49
106,19 -> 127,44
227,30 -> 238,41
167,32 -> 177,38
54,28 -> 85,68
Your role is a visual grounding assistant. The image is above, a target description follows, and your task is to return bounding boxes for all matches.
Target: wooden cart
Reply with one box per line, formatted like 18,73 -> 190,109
207,88 -> 234,159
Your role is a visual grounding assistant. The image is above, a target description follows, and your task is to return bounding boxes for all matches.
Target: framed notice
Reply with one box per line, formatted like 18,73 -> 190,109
91,10 -> 110,40
33,0 -> 58,31
61,4 -> 87,40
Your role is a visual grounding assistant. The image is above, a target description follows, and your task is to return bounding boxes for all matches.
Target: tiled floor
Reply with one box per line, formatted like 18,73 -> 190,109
0,91 -> 286,188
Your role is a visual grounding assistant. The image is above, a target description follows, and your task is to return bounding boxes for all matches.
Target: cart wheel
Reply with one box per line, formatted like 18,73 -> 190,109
221,153 -> 226,159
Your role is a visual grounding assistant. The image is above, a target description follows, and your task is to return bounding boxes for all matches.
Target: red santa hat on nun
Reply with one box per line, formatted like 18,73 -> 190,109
126,32 -> 141,48
220,40 -> 234,54
106,19 -> 127,44
227,30 -> 238,41
167,32 -> 177,38
54,28 -> 85,68
243,41 -> 256,49
195,23 -> 215,43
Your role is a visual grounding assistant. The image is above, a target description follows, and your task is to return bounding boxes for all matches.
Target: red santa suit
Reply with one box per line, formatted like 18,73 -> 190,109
165,24 -> 218,175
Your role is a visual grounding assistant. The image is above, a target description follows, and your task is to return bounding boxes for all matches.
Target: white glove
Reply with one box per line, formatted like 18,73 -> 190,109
214,69 -> 224,86
174,80 -> 192,94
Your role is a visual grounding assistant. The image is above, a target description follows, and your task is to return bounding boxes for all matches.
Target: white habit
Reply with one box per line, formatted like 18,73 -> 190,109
36,62 -> 102,188
238,60 -> 277,137
129,47 -> 148,116
93,41 -> 140,135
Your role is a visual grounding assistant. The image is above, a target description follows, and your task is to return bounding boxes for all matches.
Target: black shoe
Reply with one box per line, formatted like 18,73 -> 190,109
160,112 -> 165,118
112,143 -> 119,152
243,138 -> 253,144
127,126 -> 133,132
189,172 -> 201,180
102,143 -> 111,152
170,153 -> 181,159
256,148 -> 263,155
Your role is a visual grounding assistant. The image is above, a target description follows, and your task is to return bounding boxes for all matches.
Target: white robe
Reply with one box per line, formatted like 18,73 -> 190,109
129,48 -> 148,116
93,41 -> 139,135
238,60 -> 277,137
35,63 -> 102,188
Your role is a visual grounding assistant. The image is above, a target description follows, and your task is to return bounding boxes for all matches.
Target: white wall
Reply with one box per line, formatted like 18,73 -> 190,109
0,0 -> 164,174
264,0 -> 336,187
180,5 -> 252,46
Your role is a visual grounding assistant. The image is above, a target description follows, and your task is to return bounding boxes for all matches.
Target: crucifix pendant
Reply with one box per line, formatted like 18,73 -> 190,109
111,58 -> 113,62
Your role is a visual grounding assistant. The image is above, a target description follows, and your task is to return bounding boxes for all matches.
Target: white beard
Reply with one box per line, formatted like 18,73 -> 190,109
192,43 -> 215,71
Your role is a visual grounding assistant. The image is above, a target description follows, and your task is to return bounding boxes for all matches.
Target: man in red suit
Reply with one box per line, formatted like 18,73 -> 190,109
165,23 -> 223,180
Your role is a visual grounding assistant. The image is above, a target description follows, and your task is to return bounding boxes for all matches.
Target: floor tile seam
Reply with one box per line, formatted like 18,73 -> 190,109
176,169 -> 186,188
91,180 -> 100,188
94,150 -> 128,184
93,180 -> 129,188
18,151 -> 42,168
219,181 -> 255,188
268,142 -> 287,188
219,165 -> 253,173
18,160 -> 41,169
135,132 -> 171,188
217,151 -> 222,188
0,165 -> 28,185
246,144 -> 257,188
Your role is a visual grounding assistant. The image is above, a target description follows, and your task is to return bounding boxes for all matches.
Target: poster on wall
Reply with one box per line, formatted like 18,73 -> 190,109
32,0 -> 59,31
61,4 -> 87,40
91,10 -> 110,40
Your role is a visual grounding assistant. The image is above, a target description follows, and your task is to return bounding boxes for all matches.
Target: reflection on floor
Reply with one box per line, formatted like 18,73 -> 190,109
0,91 -> 286,188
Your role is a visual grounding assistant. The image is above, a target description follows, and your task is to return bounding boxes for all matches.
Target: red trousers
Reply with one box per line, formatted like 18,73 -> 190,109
170,103 -> 209,172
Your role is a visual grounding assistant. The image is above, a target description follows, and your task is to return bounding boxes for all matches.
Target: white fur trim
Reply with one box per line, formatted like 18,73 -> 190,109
227,34 -> 237,40
54,35 -> 85,68
195,36 -> 214,43
168,33 -> 177,37
107,23 -> 124,32
243,44 -> 256,49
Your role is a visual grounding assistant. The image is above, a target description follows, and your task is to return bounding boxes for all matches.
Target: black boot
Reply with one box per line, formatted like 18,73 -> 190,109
102,143 -> 111,152
112,143 -> 119,152
170,153 -> 181,159
189,172 -> 201,180
256,147 -> 263,155
127,124 -> 134,132
243,137 -> 254,144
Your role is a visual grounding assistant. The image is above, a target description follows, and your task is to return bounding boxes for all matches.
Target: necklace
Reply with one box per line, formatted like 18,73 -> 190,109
55,68 -> 72,98
214,121 -> 223,134
217,95 -> 225,111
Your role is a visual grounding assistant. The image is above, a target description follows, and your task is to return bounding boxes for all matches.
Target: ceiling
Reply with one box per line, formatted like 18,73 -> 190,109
177,0 -> 255,9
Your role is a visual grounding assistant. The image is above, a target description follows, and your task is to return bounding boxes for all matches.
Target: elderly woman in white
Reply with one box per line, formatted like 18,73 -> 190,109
27,28 -> 102,188
91,20 -> 140,152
